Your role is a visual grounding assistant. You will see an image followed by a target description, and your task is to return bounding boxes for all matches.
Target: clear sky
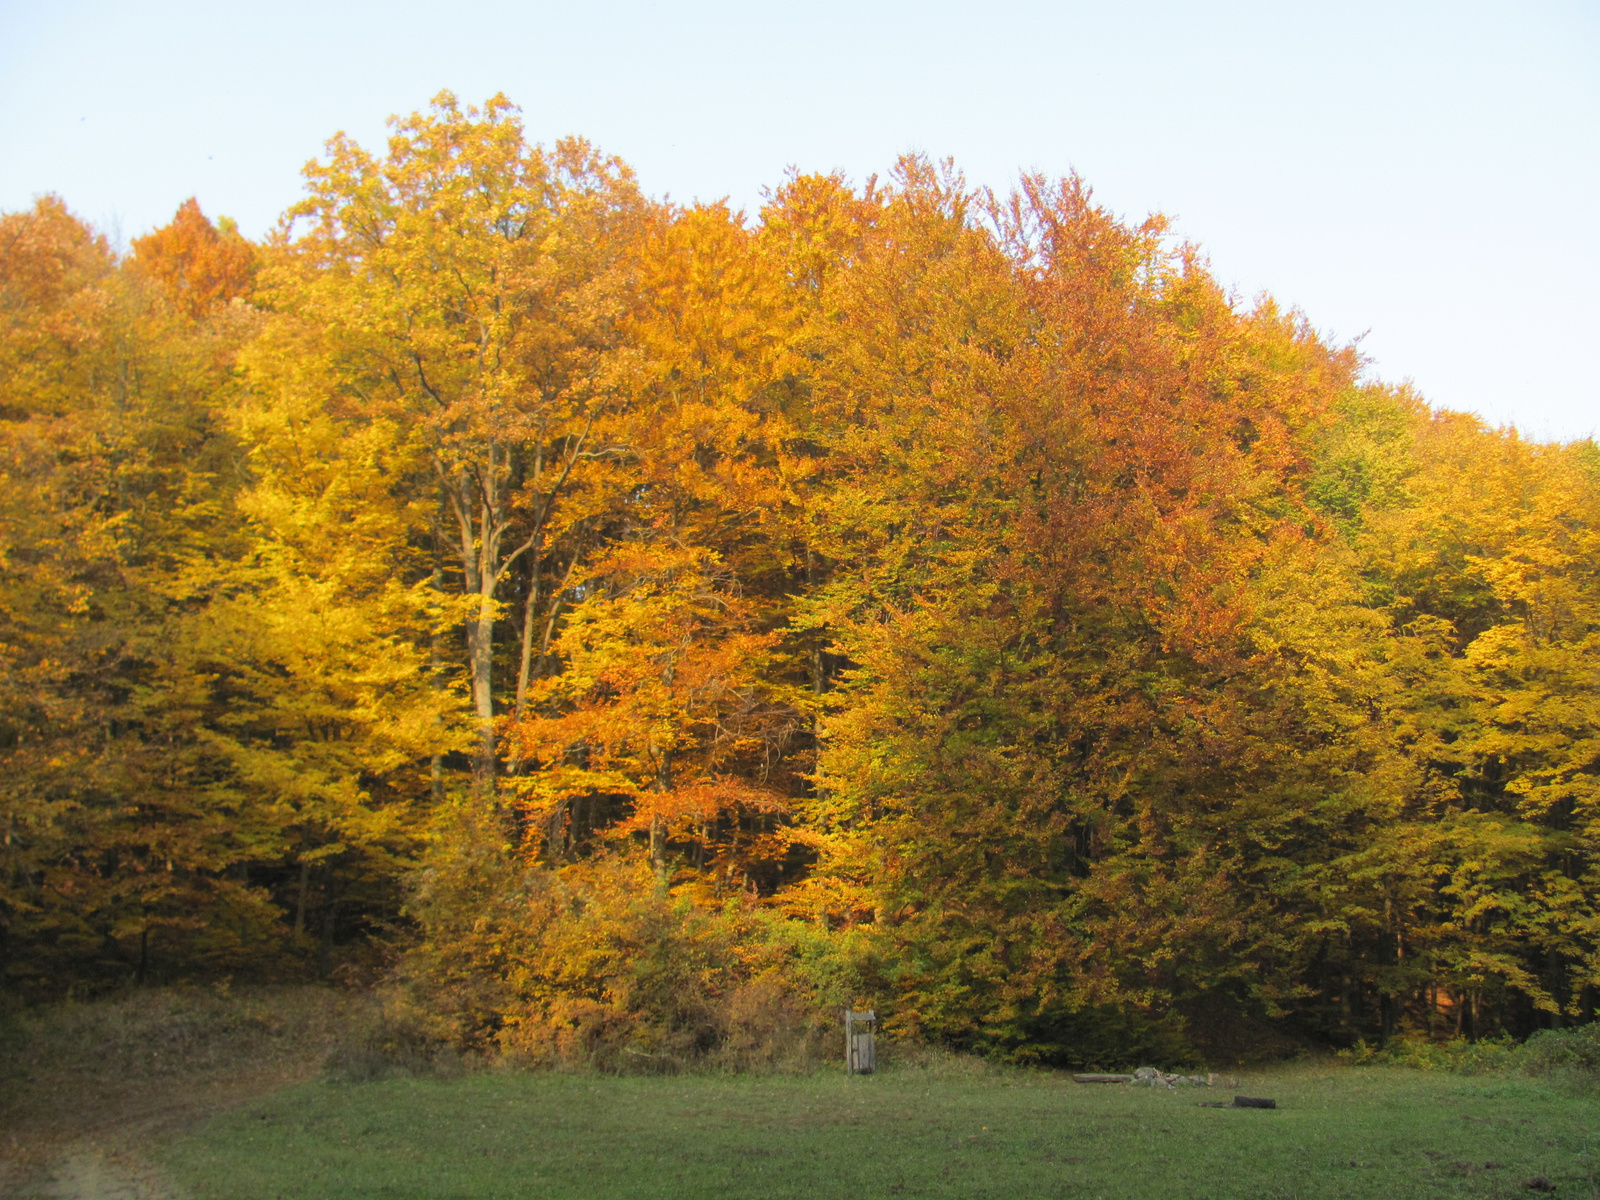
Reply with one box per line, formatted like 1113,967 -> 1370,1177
2,0 -> 1596,441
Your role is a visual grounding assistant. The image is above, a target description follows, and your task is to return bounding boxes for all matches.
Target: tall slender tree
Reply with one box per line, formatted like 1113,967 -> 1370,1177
251,92 -> 648,790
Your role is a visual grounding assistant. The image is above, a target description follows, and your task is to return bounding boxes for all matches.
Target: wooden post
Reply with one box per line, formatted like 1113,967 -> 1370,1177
845,1009 -> 876,1075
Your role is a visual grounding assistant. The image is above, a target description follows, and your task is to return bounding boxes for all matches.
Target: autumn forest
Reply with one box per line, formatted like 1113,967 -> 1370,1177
3,94 -> 1596,1068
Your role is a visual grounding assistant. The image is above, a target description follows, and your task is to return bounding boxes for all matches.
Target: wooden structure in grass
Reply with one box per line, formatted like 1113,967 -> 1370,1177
845,1010 -> 876,1075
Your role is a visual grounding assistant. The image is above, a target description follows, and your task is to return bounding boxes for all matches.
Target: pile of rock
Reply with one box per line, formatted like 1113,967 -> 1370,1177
1072,1068 -> 1241,1088
1130,1066 -> 1212,1088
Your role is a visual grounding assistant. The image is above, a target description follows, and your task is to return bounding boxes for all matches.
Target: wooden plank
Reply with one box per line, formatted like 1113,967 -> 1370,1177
844,1010 -> 876,1075
1072,1074 -> 1135,1083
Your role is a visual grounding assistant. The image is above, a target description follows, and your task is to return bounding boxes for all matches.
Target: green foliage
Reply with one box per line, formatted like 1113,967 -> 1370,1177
1341,1025 -> 1600,1092
1519,1024 -> 1600,1082
1340,1034 -> 1519,1075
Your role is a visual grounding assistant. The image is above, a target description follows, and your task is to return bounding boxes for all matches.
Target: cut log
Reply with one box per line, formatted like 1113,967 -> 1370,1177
1072,1073 -> 1135,1083
1232,1096 -> 1277,1109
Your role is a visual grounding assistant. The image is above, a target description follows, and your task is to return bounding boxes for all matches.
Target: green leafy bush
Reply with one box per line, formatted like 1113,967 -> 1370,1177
1516,1024 -> 1600,1086
1340,1024 -> 1600,1091
1340,1034 -> 1518,1074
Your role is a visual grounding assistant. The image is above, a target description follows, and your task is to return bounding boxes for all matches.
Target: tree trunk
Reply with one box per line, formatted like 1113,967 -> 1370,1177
513,554 -> 541,730
1546,947 -> 1565,1028
468,593 -> 497,792
509,541 -> 583,779
318,863 -> 340,978
293,859 -> 310,937
430,559 -> 446,801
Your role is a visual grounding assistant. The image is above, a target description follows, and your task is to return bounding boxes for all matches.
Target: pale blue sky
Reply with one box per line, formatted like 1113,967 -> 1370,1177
2,0 -> 1596,440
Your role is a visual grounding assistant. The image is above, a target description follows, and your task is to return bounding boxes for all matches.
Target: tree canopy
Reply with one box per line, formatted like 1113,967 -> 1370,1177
3,94 -> 1596,1066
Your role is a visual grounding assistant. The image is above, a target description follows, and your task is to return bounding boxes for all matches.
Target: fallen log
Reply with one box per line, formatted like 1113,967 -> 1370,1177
1232,1096 -> 1277,1109
1072,1073 -> 1135,1084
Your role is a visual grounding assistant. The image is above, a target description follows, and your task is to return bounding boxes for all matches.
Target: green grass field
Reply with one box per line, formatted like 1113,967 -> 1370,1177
159,1061 -> 1600,1199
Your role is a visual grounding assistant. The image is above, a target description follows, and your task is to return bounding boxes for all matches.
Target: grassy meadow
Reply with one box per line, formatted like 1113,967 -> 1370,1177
158,1060 -> 1599,1200
7,989 -> 1600,1198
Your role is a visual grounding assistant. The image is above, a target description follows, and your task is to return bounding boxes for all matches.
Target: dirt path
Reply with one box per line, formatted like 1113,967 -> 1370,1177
1,986 -> 363,1199
11,1146 -> 180,1200
2,1060 -> 323,1199
3,1138 -> 183,1199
